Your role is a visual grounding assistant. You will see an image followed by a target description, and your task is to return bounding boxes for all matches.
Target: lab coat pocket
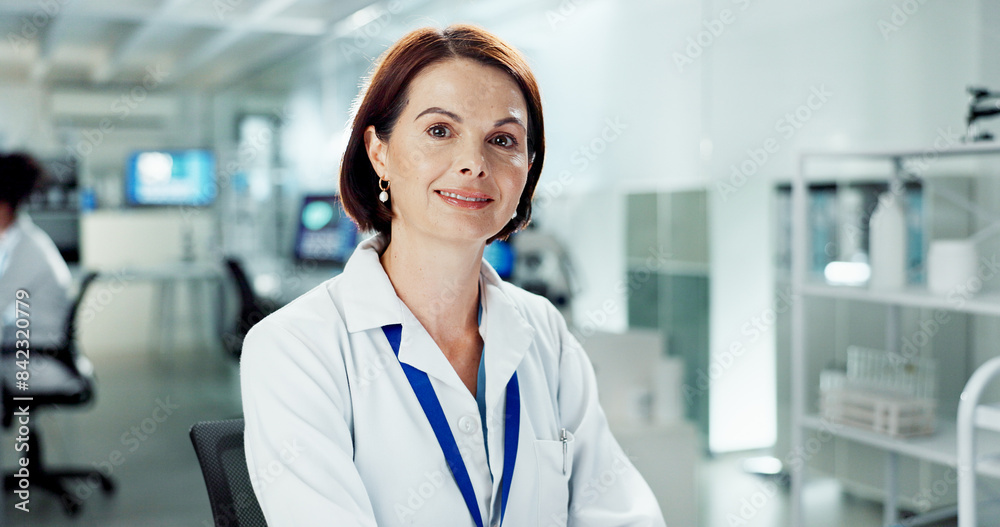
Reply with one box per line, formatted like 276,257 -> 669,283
534,433 -> 574,526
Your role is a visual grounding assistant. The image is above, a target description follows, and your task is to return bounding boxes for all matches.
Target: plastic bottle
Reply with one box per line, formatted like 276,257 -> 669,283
869,191 -> 907,289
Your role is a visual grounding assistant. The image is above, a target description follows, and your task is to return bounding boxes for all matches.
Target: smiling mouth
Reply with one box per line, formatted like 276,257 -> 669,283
435,190 -> 493,203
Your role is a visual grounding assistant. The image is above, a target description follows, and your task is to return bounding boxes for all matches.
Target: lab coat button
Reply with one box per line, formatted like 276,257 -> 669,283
458,415 -> 477,434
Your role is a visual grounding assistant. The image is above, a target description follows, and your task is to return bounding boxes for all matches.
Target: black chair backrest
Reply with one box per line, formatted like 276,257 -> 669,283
189,419 -> 267,527
224,259 -> 257,316
64,271 -> 100,350
1,271 -> 100,426
222,258 -> 274,360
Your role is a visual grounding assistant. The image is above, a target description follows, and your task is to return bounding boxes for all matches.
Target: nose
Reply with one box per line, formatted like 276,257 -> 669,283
457,136 -> 486,177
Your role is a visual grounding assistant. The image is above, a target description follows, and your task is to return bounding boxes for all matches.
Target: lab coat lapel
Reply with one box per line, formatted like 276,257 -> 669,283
340,235 -> 465,391
392,260 -> 537,399
481,263 -> 535,412
395,305 -> 471,394
479,262 -> 534,517
342,235 -> 534,397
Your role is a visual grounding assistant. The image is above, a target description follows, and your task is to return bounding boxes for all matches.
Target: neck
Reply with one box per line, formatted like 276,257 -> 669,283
0,205 -> 15,234
379,223 -> 484,339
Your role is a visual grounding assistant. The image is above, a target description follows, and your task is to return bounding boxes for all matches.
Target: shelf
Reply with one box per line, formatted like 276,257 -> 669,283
799,282 -> 1000,317
800,414 -> 1000,479
26,208 -> 81,217
790,144 -> 1000,526
800,142 -> 1000,160
626,259 -> 709,277
977,404 -> 1000,433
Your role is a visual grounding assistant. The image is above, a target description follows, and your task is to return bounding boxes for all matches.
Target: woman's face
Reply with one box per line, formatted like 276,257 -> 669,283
365,58 -> 531,246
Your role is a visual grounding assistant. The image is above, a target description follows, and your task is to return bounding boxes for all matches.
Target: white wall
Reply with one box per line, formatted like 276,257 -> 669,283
515,0 -> 634,333
704,0 -> 980,452
0,83 -> 57,152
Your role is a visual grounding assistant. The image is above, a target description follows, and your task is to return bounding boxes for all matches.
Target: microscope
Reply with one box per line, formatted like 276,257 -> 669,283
965,86 -> 1000,142
509,222 -> 577,323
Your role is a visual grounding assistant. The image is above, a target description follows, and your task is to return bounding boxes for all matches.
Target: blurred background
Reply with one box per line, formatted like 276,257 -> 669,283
2,0 -> 1000,525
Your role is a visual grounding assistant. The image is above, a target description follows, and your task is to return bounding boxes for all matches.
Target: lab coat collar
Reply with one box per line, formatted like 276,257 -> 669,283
339,233 -> 535,400
340,233 -> 405,334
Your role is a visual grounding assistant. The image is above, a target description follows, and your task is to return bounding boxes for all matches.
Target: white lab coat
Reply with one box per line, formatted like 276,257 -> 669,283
0,214 -> 71,349
241,233 -> 665,527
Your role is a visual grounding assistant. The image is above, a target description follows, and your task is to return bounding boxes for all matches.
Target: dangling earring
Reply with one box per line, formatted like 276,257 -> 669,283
511,209 -> 518,220
378,177 -> 389,203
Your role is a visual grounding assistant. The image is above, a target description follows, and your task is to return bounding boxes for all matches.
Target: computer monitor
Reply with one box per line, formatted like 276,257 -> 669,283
484,237 -> 515,280
293,194 -> 358,265
125,149 -> 216,206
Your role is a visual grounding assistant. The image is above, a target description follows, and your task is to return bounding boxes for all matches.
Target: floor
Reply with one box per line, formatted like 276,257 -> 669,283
1,346 -> 242,527
700,455 -> 961,527
0,343 -> 965,526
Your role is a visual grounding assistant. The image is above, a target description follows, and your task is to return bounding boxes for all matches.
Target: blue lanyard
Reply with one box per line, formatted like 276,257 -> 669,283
382,324 -> 519,527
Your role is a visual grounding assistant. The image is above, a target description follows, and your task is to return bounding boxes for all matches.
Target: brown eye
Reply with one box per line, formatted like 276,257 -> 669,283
491,134 -> 518,149
428,125 -> 450,138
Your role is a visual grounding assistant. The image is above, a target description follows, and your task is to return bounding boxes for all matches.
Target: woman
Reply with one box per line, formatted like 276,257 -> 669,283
0,153 -> 71,351
241,24 -> 665,526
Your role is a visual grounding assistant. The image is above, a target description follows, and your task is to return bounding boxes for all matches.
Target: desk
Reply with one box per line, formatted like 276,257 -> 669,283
122,262 -> 225,354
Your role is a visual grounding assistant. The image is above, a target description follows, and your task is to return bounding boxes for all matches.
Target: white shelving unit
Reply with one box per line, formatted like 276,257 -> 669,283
790,143 -> 1000,526
958,356 -> 1000,527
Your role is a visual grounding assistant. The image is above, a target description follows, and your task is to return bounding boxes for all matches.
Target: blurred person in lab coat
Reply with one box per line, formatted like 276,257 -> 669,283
241,24 -> 665,527
0,152 -> 71,350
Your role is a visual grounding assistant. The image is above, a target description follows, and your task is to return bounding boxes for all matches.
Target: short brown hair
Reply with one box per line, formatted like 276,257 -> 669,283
0,152 -> 45,210
339,24 -> 544,244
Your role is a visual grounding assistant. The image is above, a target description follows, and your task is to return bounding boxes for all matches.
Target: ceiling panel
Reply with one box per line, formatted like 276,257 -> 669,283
182,0 -> 281,22
84,0 -> 164,10
44,61 -> 95,85
105,26 -> 217,85
0,16 -> 21,38
131,25 -> 219,63
0,0 -> 380,88
58,18 -> 133,49
191,31 -> 310,87
283,0 -> 376,19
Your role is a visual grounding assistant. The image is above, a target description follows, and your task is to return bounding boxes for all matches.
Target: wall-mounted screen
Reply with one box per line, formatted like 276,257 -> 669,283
293,194 -> 358,265
125,149 -> 216,206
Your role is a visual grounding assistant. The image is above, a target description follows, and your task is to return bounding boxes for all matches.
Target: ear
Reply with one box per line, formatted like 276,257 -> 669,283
364,125 -> 388,179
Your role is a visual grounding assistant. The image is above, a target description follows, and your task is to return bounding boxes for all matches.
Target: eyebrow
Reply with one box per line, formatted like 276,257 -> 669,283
415,107 -> 526,130
415,107 -> 462,123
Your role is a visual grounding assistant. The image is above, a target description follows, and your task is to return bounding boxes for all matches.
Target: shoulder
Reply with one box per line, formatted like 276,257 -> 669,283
494,280 -> 575,357
498,279 -> 564,325
19,217 -> 60,254
493,280 -> 595,378
239,276 -> 358,434
7,217 -> 70,286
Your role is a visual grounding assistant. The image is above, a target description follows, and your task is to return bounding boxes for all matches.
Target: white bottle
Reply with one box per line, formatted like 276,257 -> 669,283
869,191 -> 907,289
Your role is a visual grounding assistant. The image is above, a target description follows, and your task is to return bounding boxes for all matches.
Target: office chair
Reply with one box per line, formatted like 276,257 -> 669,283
2,271 -> 115,515
190,418 -> 268,527
222,258 -> 275,361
